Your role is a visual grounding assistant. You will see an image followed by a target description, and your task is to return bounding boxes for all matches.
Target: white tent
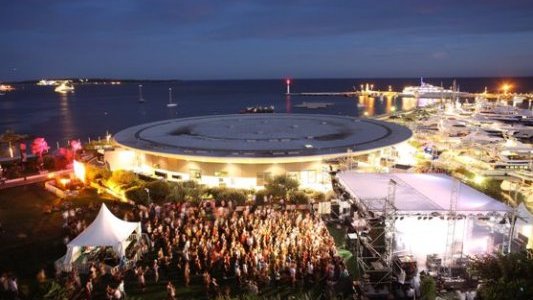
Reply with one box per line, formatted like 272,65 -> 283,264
336,172 -> 513,266
337,172 -> 511,214
62,204 -> 141,269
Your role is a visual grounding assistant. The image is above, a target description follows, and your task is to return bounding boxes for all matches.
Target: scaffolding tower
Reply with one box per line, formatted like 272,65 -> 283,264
444,179 -> 460,275
350,179 -> 398,287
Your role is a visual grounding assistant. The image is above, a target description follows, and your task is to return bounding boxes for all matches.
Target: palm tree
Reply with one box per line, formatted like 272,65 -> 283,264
31,137 -> 50,170
0,129 -> 28,159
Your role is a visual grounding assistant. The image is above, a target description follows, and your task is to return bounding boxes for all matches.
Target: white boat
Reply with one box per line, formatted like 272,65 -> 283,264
37,79 -> 57,86
0,84 -> 14,93
138,84 -> 145,103
167,88 -> 177,107
401,78 -> 454,98
475,102 -> 531,123
54,81 -> 75,94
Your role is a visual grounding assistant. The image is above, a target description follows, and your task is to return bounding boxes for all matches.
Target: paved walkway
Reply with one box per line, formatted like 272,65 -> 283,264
0,169 -> 72,190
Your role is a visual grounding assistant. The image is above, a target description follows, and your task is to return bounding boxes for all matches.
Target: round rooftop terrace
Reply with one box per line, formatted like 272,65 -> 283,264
113,114 -> 412,161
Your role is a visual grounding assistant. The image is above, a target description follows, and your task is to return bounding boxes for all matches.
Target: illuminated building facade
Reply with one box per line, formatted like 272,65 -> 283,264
106,114 -> 412,190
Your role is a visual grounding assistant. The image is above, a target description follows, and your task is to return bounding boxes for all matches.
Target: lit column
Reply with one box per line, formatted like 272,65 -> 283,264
286,79 -> 291,95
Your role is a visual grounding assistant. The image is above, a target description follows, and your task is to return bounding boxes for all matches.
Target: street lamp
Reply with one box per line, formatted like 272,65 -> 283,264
502,84 -> 511,95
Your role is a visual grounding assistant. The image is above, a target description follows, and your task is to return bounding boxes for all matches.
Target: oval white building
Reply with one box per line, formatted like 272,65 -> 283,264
106,114 -> 412,189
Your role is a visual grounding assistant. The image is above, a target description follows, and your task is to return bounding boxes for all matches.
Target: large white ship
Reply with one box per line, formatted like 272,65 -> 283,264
401,78 -> 454,98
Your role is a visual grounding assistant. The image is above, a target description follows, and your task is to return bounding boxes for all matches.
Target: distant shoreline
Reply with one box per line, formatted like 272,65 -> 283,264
3,76 -> 533,85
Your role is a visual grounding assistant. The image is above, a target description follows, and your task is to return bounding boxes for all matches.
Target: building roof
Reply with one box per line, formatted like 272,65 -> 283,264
337,172 -> 511,214
113,114 -> 412,159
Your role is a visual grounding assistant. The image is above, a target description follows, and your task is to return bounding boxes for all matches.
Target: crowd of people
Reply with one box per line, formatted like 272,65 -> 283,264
128,200 -> 351,298
0,273 -> 19,299
1,197 -> 351,299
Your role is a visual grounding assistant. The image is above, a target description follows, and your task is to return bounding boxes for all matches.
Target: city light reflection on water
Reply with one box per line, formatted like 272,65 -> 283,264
2,78 -> 520,145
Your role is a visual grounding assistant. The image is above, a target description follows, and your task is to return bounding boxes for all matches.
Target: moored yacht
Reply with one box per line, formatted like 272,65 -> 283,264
167,88 -> 177,107
54,81 -> 75,94
401,78 -> 454,98
0,84 -> 15,93
37,79 -> 58,86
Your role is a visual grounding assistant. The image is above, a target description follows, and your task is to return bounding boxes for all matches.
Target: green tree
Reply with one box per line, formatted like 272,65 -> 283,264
166,184 -> 187,203
419,275 -> 436,300
468,252 -> 533,300
145,180 -> 171,203
125,186 -> 150,206
166,180 -> 205,203
218,188 -> 248,205
42,155 -> 56,171
182,180 -> 204,203
264,174 -> 299,199
311,191 -> 326,202
255,189 -> 268,204
0,129 -> 28,160
290,190 -> 309,204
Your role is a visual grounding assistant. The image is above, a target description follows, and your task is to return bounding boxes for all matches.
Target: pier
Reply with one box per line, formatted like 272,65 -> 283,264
285,81 -> 478,99
288,90 -> 477,99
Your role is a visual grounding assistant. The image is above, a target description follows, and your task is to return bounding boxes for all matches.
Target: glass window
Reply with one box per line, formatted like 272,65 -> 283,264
189,169 -> 201,179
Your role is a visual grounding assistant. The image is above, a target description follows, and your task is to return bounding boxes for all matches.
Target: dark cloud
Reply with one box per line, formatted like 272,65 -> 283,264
0,0 -> 532,80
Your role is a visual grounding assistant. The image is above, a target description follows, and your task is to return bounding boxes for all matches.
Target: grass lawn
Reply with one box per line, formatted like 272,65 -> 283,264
327,223 -> 359,279
0,184 -> 127,297
0,184 -> 65,296
0,184 -> 64,277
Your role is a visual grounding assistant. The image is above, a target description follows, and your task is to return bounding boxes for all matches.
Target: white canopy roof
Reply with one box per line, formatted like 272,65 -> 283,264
337,172 -> 511,214
517,202 -> 533,223
68,203 -> 140,248
61,203 -> 142,271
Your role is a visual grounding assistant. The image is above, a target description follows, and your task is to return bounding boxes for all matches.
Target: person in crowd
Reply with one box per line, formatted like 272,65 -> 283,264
85,278 -> 93,300
166,281 -> 176,300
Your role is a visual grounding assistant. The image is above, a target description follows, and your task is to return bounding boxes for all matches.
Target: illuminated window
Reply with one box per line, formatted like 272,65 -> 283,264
214,171 -> 228,177
301,170 -> 317,184
257,172 -> 272,186
154,170 -> 167,179
189,169 -> 201,179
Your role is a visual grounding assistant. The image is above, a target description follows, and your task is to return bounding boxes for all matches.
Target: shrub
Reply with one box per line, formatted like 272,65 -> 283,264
290,190 -> 309,204
218,188 -> 248,206
145,180 -> 171,204
166,184 -> 187,203
420,275 -> 436,300
264,174 -> 299,199
125,186 -> 150,206
86,164 -> 111,182
176,180 -> 204,203
42,155 -> 55,171
255,189 -> 268,205
310,191 -> 326,202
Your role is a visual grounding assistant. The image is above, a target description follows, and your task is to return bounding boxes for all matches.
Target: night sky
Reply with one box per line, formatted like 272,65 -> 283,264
1,0 -> 532,80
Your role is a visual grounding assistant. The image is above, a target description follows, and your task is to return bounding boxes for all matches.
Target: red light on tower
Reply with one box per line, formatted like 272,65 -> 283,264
286,79 -> 291,85
285,78 -> 291,95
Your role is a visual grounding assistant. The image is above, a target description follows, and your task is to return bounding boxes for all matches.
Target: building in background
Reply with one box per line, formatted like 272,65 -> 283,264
106,114 -> 412,190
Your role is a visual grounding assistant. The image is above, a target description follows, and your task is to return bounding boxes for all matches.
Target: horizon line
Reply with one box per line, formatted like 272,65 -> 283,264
4,75 -> 533,84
